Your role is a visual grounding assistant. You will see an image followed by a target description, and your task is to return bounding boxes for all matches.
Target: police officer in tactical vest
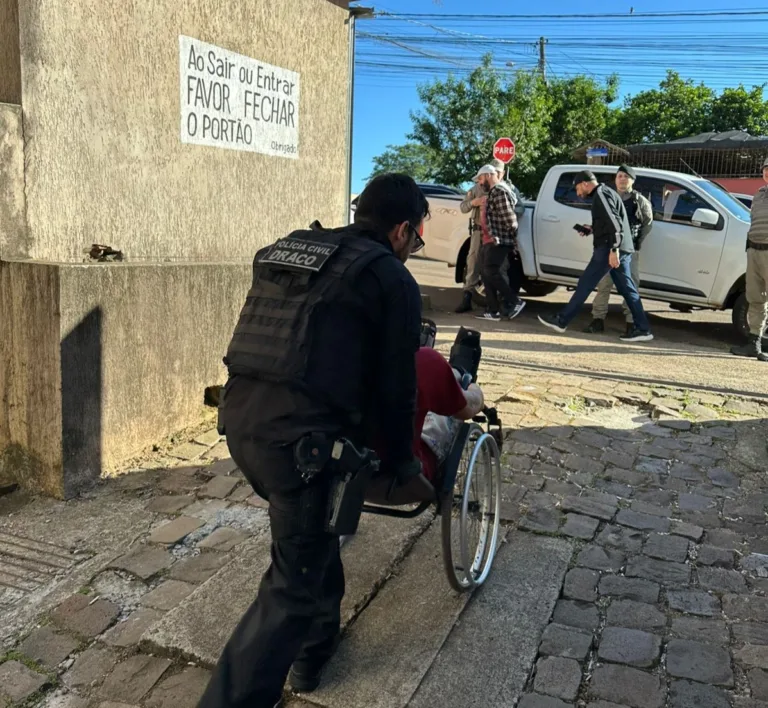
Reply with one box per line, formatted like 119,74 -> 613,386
197,174 -> 429,708
731,155 -> 768,362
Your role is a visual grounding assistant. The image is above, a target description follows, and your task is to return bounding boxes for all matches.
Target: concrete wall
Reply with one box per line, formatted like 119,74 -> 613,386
0,261 -> 64,496
17,0 -> 350,263
58,262 -> 250,476
0,0 -> 21,104
0,260 -> 253,498
2,0 -> 352,496
0,102 -> 27,259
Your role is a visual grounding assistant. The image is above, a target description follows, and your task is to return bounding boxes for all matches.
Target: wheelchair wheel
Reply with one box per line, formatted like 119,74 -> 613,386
441,422 -> 502,592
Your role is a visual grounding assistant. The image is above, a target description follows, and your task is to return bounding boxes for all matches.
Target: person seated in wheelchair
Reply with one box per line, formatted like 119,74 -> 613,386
367,345 -> 486,506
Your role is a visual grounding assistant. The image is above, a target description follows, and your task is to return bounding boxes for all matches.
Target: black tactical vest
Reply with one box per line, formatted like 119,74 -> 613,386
224,226 -> 390,394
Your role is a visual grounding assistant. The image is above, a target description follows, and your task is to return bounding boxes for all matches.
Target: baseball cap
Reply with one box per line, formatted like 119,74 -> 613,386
473,164 -> 497,181
572,170 -> 597,186
490,158 -> 505,171
617,163 -> 637,181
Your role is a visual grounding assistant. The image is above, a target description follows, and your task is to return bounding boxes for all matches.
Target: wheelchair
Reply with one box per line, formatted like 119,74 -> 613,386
361,321 -> 504,593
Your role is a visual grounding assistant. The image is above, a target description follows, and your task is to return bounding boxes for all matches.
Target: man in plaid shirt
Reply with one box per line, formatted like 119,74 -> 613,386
474,165 -> 526,322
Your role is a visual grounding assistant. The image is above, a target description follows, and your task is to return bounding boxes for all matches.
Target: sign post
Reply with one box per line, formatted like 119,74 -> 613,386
493,137 -> 516,164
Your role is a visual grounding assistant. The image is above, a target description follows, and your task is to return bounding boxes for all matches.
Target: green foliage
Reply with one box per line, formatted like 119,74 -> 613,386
711,84 -> 768,135
606,71 -> 716,144
367,143 -> 439,183
372,63 -> 768,197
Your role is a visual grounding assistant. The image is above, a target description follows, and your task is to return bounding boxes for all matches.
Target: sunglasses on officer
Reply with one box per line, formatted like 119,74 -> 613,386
407,222 -> 425,253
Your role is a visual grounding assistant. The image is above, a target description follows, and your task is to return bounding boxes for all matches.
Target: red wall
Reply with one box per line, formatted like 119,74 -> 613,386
713,178 -> 765,196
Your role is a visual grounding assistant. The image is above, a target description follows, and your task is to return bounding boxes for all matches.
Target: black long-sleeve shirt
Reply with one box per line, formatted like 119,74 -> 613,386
225,226 -> 421,467
588,183 -> 634,253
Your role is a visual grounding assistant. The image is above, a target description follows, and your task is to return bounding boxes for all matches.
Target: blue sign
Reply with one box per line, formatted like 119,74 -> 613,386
587,147 -> 609,157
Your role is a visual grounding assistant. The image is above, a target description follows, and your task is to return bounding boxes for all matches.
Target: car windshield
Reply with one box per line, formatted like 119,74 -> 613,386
694,179 -> 751,221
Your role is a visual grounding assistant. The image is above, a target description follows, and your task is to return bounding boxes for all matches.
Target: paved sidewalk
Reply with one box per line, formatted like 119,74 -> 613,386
1,361 -> 767,708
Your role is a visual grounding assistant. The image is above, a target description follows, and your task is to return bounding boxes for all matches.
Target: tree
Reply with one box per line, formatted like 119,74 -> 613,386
607,71 -> 716,144
367,143 -> 438,183
369,61 -> 768,199
711,84 -> 768,135
409,55 -> 510,188
403,56 -> 617,195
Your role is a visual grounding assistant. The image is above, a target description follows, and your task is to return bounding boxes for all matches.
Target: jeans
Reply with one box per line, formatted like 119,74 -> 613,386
592,251 -> 641,323
197,438 -> 343,708
480,243 -> 522,313
558,247 -> 650,331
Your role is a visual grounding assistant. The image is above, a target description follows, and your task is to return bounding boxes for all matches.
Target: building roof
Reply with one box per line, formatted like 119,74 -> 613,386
628,130 -> 768,153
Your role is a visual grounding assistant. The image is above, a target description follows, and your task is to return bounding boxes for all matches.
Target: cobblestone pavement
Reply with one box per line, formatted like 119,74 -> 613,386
1,362 -> 768,708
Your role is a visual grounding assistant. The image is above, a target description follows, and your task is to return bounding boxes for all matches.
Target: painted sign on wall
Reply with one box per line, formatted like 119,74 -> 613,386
179,35 -> 300,159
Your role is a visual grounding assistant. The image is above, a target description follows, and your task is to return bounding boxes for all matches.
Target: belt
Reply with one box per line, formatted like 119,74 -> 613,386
748,240 -> 768,251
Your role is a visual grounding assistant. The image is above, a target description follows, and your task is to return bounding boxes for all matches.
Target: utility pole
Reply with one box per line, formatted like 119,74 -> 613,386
345,6 -> 375,226
538,36 -> 548,85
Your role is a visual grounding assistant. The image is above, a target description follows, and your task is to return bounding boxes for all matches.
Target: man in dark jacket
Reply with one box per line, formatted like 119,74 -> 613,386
585,164 -> 654,336
197,174 -> 429,708
537,170 -> 654,342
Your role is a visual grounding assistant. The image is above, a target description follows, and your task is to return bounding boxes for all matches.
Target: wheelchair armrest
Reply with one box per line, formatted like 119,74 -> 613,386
365,472 -> 436,507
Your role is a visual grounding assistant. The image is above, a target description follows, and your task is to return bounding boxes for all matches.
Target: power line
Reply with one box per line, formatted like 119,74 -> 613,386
375,8 -> 768,20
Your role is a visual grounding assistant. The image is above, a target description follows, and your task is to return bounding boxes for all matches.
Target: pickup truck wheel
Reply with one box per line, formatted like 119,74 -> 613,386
731,293 -> 768,351
732,292 -> 750,339
732,292 -> 768,345
522,280 -> 559,298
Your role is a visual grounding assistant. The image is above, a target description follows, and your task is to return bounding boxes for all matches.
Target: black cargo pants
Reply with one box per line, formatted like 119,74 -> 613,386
196,437 -> 344,708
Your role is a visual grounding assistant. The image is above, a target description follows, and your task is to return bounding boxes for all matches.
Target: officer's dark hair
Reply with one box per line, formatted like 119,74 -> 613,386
354,173 -> 430,233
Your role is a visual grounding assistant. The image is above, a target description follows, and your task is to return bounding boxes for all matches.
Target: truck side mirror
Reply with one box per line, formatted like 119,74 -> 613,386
691,208 -> 720,229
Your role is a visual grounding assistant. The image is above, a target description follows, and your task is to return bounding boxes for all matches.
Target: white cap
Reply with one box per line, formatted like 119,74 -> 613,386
472,164 -> 497,181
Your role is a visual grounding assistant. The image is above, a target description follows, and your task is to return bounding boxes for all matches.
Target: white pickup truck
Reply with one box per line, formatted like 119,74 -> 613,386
447,164 -> 753,338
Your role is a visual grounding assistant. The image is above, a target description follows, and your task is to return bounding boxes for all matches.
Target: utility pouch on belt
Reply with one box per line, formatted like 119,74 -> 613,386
326,439 -> 380,536
216,379 -> 230,435
420,318 -> 437,349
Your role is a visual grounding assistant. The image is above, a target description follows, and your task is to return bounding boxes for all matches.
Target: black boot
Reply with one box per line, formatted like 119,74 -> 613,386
455,291 -> 473,314
583,319 -> 604,333
731,334 -> 759,358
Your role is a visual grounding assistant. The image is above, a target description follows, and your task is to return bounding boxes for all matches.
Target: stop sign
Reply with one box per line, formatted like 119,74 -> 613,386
493,137 -> 516,163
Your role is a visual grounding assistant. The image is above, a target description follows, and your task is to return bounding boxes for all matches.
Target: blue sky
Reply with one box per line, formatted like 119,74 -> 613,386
349,1 -> 768,193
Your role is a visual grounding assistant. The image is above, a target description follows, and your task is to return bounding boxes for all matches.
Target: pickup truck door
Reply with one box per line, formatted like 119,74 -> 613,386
534,171 -> 611,281
420,189 -> 465,264
633,176 -> 726,301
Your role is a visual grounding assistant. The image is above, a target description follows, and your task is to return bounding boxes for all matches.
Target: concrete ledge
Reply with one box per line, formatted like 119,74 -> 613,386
0,260 -> 251,497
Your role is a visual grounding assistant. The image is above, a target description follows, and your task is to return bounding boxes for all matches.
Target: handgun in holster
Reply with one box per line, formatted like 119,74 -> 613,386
449,327 -> 482,383
326,439 -> 380,536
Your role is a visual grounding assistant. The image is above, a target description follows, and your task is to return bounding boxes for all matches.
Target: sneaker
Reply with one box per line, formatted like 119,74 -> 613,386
620,328 -> 654,343
507,300 -> 526,320
476,312 -> 501,322
582,319 -> 604,334
538,314 -> 566,333
624,322 -> 634,338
